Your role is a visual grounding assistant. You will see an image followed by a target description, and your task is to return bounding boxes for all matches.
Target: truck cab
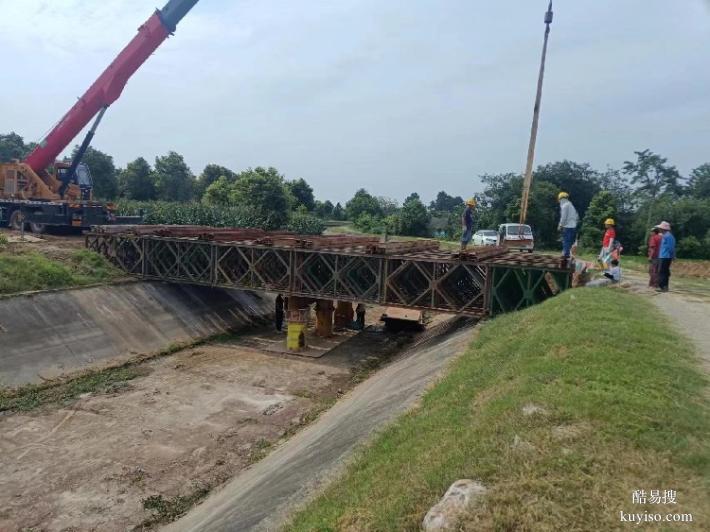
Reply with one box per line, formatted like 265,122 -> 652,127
497,223 -> 535,253
56,162 -> 93,200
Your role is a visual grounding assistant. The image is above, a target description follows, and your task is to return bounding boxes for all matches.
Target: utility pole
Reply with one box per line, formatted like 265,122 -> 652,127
519,1 -> 553,226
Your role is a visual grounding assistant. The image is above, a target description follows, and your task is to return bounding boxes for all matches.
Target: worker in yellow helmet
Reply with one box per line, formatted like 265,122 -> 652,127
460,197 -> 477,251
599,217 -> 617,268
557,192 -> 579,258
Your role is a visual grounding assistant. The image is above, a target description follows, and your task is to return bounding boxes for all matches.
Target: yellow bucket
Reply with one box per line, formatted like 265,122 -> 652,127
287,322 -> 307,350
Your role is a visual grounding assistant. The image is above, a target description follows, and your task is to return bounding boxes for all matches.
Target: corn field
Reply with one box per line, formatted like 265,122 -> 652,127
115,200 -> 325,235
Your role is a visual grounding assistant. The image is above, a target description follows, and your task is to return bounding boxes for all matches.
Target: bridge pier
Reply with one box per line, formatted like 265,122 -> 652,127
314,299 -> 335,337
334,301 -> 354,329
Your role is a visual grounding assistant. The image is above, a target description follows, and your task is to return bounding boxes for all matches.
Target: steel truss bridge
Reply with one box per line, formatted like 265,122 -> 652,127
86,226 -> 573,316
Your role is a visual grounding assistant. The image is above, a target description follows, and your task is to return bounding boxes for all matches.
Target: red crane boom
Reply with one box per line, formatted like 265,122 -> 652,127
24,0 -> 199,173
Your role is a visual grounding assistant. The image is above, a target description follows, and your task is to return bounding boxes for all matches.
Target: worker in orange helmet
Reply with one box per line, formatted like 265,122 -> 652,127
460,198 -> 477,251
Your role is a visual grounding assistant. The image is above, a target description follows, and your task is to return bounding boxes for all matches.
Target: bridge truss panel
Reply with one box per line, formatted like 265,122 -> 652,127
85,233 -> 572,317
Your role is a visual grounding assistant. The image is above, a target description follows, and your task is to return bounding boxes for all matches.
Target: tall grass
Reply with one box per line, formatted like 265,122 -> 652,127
0,249 -> 121,295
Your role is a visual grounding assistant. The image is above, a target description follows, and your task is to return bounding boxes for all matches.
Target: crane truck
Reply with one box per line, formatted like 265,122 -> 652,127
0,0 -> 200,232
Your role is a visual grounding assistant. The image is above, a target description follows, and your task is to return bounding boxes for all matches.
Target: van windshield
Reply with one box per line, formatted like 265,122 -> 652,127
506,224 -> 533,236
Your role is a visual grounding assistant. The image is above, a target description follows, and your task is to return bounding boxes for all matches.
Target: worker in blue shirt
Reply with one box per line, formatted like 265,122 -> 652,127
656,221 -> 675,292
460,198 -> 476,251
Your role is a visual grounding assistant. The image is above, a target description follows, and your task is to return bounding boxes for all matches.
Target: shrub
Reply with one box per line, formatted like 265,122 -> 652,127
285,213 -> 325,235
0,233 -> 7,249
354,213 -> 385,234
676,236 -> 708,259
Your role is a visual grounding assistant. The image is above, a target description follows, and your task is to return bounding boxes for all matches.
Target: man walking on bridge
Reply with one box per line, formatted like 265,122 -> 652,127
460,198 -> 476,251
557,191 -> 579,258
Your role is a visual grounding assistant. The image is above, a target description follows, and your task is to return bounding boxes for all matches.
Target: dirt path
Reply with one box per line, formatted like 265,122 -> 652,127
165,322 -> 475,532
623,271 -> 710,375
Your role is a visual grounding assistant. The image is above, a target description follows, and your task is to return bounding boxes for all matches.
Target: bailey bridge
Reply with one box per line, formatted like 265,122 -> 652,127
86,226 -> 572,348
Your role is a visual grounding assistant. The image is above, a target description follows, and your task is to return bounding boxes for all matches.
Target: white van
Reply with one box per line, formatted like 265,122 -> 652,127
497,223 -> 534,253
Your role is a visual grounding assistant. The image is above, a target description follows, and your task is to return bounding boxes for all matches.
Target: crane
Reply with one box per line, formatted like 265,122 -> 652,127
0,0 -> 200,232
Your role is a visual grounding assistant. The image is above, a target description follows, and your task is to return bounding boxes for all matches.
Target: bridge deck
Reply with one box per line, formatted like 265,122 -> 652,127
86,226 -> 573,316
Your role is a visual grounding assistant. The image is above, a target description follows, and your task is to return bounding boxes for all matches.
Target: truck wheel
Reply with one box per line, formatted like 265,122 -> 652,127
29,222 -> 46,234
8,210 -> 25,231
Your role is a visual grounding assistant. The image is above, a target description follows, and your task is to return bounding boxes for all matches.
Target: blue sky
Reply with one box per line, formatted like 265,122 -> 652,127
1,0 -> 709,204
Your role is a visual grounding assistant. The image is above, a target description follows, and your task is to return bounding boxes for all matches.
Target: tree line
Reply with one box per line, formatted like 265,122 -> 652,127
2,132 -> 709,258
326,153 -> 710,259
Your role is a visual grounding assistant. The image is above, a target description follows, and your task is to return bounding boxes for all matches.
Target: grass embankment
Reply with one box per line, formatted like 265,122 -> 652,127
287,289 -> 710,530
0,248 -> 120,295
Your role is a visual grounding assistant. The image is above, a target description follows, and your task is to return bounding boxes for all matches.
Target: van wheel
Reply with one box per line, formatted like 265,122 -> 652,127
29,222 -> 46,234
8,210 -> 26,231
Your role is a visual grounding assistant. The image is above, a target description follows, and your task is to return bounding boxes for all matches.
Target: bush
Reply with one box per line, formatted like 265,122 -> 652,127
0,233 -> 7,249
354,213 -> 385,234
285,213 -> 325,235
676,236 -> 708,259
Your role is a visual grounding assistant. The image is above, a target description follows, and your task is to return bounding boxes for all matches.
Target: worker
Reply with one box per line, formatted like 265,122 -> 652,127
598,218 -> 617,269
274,294 -> 284,332
603,258 -> 622,283
557,192 -> 579,258
647,226 -> 662,288
460,198 -> 476,251
587,258 -> 622,287
355,303 -> 366,330
657,221 -> 675,292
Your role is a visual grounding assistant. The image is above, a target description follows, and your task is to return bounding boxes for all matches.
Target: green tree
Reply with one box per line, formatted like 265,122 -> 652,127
286,178 -> 315,211
0,132 -> 31,162
75,146 -> 118,200
688,163 -> 710,199
399,194 -> 430,237
579,190 -> 618,250
196,164 -> 235,198
533,161 -> 602,220
332,202 -> 345,220
627,196 -> 710,255
377,196 -> 399,216
346,189 -> 382,220
354,213 -> 385,233
444,203 -> 467,239
118,157 -> 155,200
154,151 -> 195,202
479,172 -> 522,226
230,167 -> 290,227
314,200 -> 334,218
623,149 -> 682,228
202,175 -> 233,206
504,181 -> 559,248
429,191 -> 464,213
